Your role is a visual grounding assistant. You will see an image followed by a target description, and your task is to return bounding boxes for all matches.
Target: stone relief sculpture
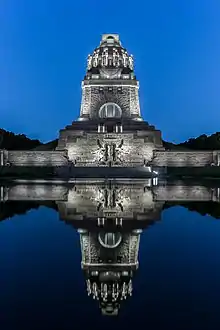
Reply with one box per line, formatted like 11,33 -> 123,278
87,55 -> 93,70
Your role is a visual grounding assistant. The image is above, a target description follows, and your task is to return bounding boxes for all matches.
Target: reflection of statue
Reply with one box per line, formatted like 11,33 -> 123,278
56,179 -> 162,223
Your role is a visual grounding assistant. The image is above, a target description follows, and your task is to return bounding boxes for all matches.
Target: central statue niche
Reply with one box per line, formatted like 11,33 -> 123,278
99,103 -> 122,118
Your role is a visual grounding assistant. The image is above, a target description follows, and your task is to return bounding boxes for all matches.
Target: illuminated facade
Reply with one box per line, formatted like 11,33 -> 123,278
56,34 -> 164,168
56,179 -> 162,315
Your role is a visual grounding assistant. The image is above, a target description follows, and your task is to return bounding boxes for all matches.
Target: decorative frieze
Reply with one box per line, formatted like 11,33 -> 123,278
80,86 -> 91,116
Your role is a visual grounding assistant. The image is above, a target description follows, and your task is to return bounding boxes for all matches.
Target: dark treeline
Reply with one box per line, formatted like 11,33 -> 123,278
0,201 -> 40,221
163,132 -> 220,150
164,201 -> 220,219
0,129 -> 42,150
0,201 -> 220,222
1,128 -> 220,151
0,201 -> 58,222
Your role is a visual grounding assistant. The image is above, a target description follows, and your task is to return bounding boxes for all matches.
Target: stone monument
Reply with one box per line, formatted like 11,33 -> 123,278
56,34 -> 164,171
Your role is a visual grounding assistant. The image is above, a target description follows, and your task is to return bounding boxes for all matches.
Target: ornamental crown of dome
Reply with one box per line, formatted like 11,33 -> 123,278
86,34 -> 134,72
86,273 -> 133,315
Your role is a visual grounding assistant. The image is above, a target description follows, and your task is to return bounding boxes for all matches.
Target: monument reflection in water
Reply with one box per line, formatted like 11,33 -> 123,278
1,178 -> 220,316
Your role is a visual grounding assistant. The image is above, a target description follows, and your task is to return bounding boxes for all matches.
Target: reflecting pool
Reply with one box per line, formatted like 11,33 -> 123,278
1,179 -> 220,329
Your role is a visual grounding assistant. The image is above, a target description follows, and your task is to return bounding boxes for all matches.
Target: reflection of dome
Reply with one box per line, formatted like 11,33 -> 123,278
98,232 -> 122,248
99,271 -> 120,282
86,270 -> 133,316
99,103 -> 122,118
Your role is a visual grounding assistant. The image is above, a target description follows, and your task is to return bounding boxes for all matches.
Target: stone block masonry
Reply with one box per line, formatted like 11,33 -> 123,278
1,181 -> 220,203
154,185 -> 220,202
1,149 -> 220,168
80,84 -> 140,119
2,184 -> 68,201
152,150 -> 220,167
0,150 -> 68,167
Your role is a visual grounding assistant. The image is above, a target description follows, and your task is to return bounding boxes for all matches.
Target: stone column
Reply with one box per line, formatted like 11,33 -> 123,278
129,86 -> 141,118
80,85 -> 91,118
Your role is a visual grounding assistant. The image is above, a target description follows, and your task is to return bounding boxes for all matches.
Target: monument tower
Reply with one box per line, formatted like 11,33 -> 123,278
56,34 -> 164,170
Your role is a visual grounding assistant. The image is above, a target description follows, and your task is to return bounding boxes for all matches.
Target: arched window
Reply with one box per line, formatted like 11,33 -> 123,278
99,103 -> 122,118
98,232 -> 122,249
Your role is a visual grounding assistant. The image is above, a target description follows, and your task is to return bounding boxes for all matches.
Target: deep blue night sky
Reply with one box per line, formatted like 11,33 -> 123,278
1,0 -> 220,143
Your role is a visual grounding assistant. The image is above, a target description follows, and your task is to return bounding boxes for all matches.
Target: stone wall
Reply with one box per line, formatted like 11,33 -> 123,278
154,185 -> 220,202
79,230 -> 140,267
80,84 -> 140,119
1,148 -> 220,168
152,150 -> 220,167
2,184 -> 68,201
0,150 -> 68,167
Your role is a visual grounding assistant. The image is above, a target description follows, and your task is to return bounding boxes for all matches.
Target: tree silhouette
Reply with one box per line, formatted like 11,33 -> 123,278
1,127 -> 220,153
0,129 -> 42,150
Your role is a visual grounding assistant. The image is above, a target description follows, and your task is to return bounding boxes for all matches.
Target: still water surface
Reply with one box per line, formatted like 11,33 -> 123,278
1,181 -> 220,330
